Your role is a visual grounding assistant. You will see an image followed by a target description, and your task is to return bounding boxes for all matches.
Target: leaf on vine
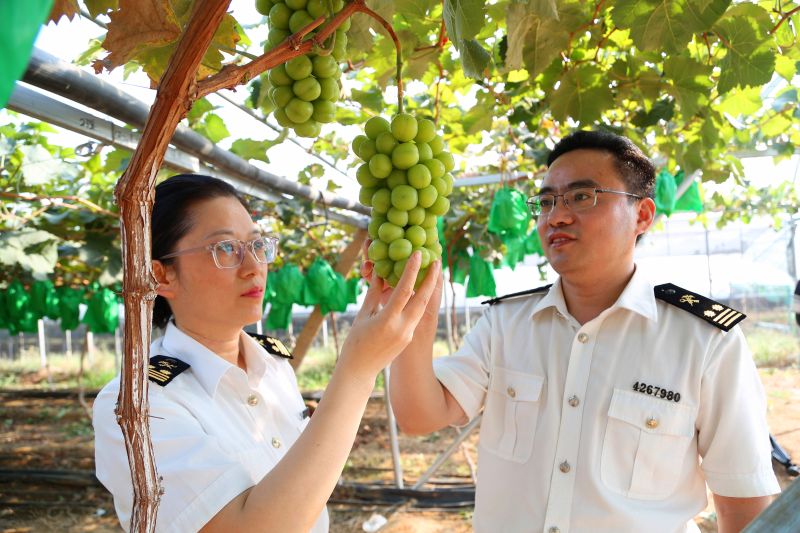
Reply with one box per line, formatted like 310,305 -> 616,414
713,4 -> 775,94
395,0 -> 437,20
611,0 -> 730,54
549,64 -> 613,125
774,55 -> 797,82
0,229 -> 60,277
186,97 -> 215,125
521,16 -> 568,77
194,113 -> 230,143
664,55 -> 713,117
230,139 -> 274,163
528,0 -> 559,20
84,0 -> 118,19
460,39 -> 491,79
48,0 -> 80,24
19,145 -> 63,186
443,0 -> 486,44
351,88 -> 385,113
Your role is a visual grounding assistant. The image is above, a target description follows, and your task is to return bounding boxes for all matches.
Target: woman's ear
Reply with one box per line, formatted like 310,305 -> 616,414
153,260 -> 177,300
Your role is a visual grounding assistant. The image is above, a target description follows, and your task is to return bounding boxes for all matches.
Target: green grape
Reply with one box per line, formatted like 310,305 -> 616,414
386,273 -> 400,287
368,240 -> 388,261
285,0 -> 306,10
425,227 -> 439,246
431,176 -> 447,196
312,55 -> 339,78
436,151 -> 455,172
285,98 -> 314,123
407,164 -> 432,189
256,0 -> 275,16
428,196 -> 450,216
365,116 -> 391,140
293,77 -> 321,101
423,158 -> 445,180
271,86 -> 294,108
293,119 -> 321,138
267,27 -> 289,48
375,131 -> 398,155
306,0 -> 326,17
318,77 -> 340,101
352,135 -> 368,154
374,259 -> 394,279
416,142 -> 433,162
393,258 -> 408,278
388,239 -> 413,261
429,135 -> 444,155
355,138 -> 377,161
368,153 -> 392,178
386,207 -> 408,227
392,143 -> 419,170
289,10 -> 314,33
356,164 -> 380,187
285,56 -> 313,80
413,247 -> 432,268
405,225 -> 426,248
359,186 -> 377,206
385,169 -> 407,189
367,214 -> 386,237
391,185 -> 418,211
391,113 -> 418,142
312,99 -> 335,123
378,222 -> 404,242
415,118 -> 436,143
407,206 -> 425,226
371,188 -> 391,213
273,107 -> 294,127
268,64 -> 293,86
269,3 -> 292,29
421,212 -> 437,229
417,185 -> 438,208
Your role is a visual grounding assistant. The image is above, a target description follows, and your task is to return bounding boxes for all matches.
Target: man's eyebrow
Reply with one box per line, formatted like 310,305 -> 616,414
538,179 -> 600,194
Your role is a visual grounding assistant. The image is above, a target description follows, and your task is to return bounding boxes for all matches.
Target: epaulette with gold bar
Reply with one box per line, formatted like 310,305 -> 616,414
148,355 -> 191,386
248,331 -> 293,359
654,283 -> 745,332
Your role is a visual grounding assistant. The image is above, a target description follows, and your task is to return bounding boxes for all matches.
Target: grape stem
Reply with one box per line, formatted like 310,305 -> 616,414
355,4 -> 404,114
196,0 -> 370,99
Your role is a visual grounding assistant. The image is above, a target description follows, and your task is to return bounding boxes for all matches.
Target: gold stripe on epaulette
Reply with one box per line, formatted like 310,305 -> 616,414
148,370 -> 169,383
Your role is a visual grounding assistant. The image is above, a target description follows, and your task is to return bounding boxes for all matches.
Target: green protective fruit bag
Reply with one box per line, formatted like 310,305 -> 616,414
501,234 -> 526,270
488,187 -> 531,239
6,281 -> 37,333
305,258 -> 338,305
0,0 -> 53,108
266,303 -> 293,330
346,277 -> 361,305
82,286 -> 120,334
29,279 -> 60,320
262,272 -> 277,311
524,229 -> 544,256
0,290 -> 7,330
57,286 -> 84,331
272,265 -> 305,306
654,169 -> 677,217
466,252 -> 497,298
321,272 -> 349,314
673,170 -> 704,213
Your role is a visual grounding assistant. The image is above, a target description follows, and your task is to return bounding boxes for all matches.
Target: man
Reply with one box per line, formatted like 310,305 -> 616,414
388,131 -> 780,532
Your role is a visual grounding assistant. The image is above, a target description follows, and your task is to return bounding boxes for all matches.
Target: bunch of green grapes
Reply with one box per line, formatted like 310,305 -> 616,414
256,0 -> 349,138
355,113 -> 455,288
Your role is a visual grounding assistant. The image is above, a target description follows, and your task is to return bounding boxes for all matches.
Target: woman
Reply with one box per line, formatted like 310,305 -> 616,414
93,174 -> 441,532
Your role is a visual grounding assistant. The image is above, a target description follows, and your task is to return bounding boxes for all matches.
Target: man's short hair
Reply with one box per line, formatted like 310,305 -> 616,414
547,130 -> 656,200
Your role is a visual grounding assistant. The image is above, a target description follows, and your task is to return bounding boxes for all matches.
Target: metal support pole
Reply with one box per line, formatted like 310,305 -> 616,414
382,366 -> 404,489
37,319 -> 47,369
66,330 -> 72,358
412,414 -> 482,489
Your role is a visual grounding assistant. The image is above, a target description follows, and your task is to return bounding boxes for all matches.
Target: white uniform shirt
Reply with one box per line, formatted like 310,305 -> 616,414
93,322 -> 329,533
434,267 -> 780,533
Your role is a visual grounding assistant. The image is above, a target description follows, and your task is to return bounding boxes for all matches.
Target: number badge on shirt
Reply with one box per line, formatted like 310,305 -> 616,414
633,381 -> 681,403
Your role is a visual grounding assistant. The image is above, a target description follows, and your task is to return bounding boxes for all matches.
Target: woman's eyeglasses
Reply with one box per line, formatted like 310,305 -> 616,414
159,236 -> 278,269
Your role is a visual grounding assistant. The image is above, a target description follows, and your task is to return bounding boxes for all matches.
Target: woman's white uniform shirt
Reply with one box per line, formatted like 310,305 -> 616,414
93,321 -> 329,532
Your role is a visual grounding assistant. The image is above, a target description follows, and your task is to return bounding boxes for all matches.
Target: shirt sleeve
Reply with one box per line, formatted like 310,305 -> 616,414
93,382 -> 256,533
432,308 -> 494,422
695,326 -> 781,497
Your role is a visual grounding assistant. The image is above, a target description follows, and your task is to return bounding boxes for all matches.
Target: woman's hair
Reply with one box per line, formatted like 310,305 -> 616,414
152,174 -> 249,329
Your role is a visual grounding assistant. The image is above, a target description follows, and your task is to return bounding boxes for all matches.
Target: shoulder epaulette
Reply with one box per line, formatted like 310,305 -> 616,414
654,283 -> 745,332
248,331 -> 293,359
148,355 -> 190,386
481,284 -> 553,306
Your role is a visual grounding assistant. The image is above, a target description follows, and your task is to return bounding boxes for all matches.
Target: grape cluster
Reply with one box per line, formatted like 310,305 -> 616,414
355,113 -> 455,288
257,0 -> 349,138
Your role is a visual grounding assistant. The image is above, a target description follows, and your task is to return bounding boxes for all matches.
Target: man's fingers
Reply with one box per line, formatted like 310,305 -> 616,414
383,251 -> 422,315
401,260 -> 441,323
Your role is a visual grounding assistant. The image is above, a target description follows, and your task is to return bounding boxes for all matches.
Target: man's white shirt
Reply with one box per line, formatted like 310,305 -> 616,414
93,322 -> 329,532
434,266 -> 779,533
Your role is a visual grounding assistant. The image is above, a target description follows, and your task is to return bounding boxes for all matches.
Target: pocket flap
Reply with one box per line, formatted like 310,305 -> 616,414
489,367 -> 544,402
608,389 -> 695,437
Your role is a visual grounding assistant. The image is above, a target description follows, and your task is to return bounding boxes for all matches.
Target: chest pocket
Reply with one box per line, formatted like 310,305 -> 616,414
480,367 -> 544,463
601,388 -> 696,500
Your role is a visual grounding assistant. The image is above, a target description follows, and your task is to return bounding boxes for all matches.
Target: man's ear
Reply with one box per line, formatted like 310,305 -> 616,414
153,260 -> 177,300
635,197 -> 656,236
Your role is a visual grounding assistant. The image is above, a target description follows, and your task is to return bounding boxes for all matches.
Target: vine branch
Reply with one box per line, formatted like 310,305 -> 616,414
770,5 -> 800,34
0,191 -> 117,218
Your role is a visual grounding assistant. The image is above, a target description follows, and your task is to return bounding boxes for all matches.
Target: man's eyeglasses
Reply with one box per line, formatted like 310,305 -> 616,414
527,187 -> 642,216
159,236 -> 279,269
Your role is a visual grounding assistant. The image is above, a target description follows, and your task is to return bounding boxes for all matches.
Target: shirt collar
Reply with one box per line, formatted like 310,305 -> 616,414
531,265 -> 658,322
158,321 -> 268,397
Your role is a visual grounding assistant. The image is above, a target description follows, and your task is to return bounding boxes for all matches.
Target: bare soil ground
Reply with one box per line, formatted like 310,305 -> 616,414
1,368 -> 797,533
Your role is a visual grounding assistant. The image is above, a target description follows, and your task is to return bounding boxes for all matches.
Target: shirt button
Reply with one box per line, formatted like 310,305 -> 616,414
577,333 -> 589,343
646,417 -> 659,429
549,527 -> 560,533
272,437 -> 281,448
247,394 -> 259,406
507,386 -> 516,398
559,461 -> 571,473
568,395 -> 580,407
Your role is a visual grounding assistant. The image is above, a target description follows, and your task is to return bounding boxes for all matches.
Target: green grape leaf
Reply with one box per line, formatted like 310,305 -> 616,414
187,97 -> 214,125
230,138 -> 274,163
460,39 -> 492,79
665,55 -> 713,117
717,86 -> 762,115
549,64 -> 613,124
774,55 -> 797,82
521,16 -> 568,77
351,88 -> 385,113
19,145 -> 63,185
395,0 -> 437,19
611,0 -> 730,54
84,0 -> 118,18
0,229 -> 60,277
714,3 -> 775,94
528,0 -> 559,20
194,113 -> 230,143
443,0 -> 486,45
